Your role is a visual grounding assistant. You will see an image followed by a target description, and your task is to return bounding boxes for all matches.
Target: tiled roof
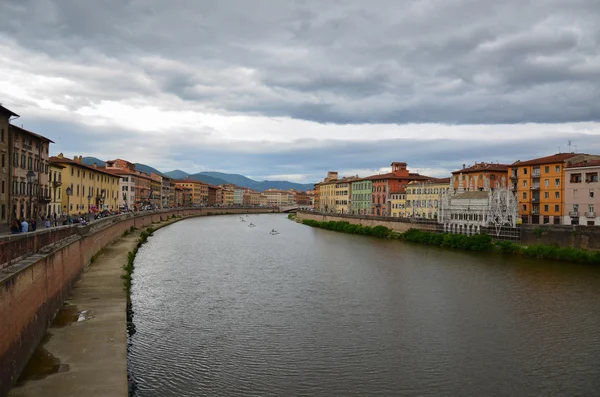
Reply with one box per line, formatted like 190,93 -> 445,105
453,191 -> 490,200
511,153 -> 580,167
452,163 -> 509,174
566,160 -> 600,169
50,156 -> 120,177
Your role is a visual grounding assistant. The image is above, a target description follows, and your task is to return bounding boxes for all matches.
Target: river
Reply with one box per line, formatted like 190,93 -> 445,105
128,214 -> 600,396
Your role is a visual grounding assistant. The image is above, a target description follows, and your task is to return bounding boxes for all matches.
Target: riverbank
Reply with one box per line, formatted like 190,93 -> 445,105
299,219 -> 600,265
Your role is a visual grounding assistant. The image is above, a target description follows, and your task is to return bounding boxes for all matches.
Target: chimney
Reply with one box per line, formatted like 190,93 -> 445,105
462,164 -> 466,169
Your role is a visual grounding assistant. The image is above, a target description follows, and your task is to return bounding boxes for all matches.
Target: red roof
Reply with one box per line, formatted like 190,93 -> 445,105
566,160 -> 600,169
511,153 -> 581,167
0,105 -> 19,118
452,163 -> 509,174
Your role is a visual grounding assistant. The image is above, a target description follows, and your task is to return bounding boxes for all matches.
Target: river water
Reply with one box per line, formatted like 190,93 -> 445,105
128,214 -> 600,396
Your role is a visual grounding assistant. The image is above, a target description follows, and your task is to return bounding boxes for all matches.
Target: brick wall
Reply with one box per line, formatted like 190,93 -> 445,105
522,224 -> 600,250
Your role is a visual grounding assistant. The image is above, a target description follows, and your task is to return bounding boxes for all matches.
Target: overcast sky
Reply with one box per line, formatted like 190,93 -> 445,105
1,0 -> 599,183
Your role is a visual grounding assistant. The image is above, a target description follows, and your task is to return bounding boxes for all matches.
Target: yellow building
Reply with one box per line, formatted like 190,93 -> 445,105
49,154 -> 121,215
390,188 -> 407,217
319,181 -> 336,213
220,185 -> 234,206
334,179 -> 354,214
406,178 -> 450,220
48,162 -> 65,217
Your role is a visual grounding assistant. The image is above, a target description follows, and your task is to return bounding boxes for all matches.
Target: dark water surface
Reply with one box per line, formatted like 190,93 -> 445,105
128,214 -> 600,396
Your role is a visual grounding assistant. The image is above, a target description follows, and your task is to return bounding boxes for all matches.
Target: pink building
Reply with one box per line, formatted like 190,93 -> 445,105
564,160 -> 600,226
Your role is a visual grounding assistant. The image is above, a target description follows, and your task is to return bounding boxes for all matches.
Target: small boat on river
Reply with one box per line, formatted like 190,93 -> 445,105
270,229 -> 279,235
248,223 -> 256,227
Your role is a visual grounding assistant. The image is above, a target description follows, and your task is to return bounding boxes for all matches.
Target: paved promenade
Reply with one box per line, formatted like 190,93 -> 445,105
8,223 -> 154,396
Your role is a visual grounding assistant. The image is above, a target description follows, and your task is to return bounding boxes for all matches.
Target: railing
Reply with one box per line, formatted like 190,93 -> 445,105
532,171 -> 540,178
530,184 -> 540,190
53,181 -> 62,187
510,173 -> 518,179
586,212 -> 595,218
569,211 -> 579,217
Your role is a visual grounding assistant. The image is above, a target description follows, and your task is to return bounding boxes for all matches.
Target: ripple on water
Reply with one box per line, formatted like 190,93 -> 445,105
127,214 -> 600,397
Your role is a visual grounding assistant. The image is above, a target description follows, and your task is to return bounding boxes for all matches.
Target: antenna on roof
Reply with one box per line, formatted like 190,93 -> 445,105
568,140 -> 572,153
558,146 -> 561,153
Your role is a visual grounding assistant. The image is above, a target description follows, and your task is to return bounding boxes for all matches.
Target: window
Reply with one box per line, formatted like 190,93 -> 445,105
590,205 -> 595,213
523,168 -> 528,175
556,165 -> 560,173
544,204 -> 549,212
544,192 -> 549,199
522,192 -> 527,199
555,178 -> 560,186
544,179 -> 549,187
591,190 -> 595,198
71,168 -> 74,176
545,166 -> 549,173
555,205 -> 559,212
0,128 -> 3,142
555,192 -> 560,199
522,180 -> 527,187
573,189 -> 578,198
522,204 -> 527,211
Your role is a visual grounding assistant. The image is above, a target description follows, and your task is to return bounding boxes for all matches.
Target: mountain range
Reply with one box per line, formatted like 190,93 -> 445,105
81,157 -> 315,191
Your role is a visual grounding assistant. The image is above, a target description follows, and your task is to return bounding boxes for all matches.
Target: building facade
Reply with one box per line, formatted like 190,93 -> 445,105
564,160 -> 600,226
510,153 -> 600,225
334,179 -> 353,214
351,179 -> 372,215
452,162 -> 509,191
406,178 -> 451,220
390,189 -> 407,217
0,105 -> 19,225
48,163 -> 64,218
50,154 -> 120,214
9,125 -> 53,222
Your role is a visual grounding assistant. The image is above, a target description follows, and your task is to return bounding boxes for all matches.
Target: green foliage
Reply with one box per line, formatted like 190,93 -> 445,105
534,227 -> 543,238
301,219 -> 391,238
401,228 -> 600,264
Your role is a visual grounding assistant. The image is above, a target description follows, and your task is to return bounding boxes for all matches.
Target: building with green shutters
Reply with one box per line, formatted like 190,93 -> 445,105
351,179 -> 372,215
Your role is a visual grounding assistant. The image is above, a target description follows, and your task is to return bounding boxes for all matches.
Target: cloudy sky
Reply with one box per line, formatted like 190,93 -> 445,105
1,0 -> 599,183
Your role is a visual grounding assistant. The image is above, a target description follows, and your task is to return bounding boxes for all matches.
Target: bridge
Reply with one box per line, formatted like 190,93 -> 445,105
279,205 -> 312,213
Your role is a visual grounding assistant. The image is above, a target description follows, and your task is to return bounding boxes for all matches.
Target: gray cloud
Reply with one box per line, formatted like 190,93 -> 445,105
2,0 -> 599,124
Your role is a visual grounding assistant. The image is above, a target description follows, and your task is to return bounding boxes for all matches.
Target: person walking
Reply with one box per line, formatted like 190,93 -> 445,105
45,218 -> 51,228
21,219 -> 29,233
30,218 -> 37,231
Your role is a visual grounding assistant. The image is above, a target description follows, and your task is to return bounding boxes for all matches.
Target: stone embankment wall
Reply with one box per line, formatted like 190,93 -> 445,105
0,207 -> 276,397
296,211 -> 440,233
521,224 -> 600,250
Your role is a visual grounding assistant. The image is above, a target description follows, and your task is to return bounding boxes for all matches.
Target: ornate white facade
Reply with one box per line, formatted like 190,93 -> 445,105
440,174 -> 518,237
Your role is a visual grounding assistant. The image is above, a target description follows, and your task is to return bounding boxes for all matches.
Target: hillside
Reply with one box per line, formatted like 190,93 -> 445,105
80,157 -> 315,191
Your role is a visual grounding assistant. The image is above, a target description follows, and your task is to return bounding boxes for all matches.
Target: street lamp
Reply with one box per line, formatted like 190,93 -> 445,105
87,194 -> 92,213
66,186 -> 73,215
26,170 -> 36,219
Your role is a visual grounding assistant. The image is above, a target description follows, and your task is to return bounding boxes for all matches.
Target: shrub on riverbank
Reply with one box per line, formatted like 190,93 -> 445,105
401,228 -> 600,264
301,219 -> 391,238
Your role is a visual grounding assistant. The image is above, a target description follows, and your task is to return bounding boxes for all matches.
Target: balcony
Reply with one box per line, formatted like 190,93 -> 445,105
41,196 -> 52,203
532,171 -> 540,178
53,180 -> 62,187
530,184 -> 540,190
23,143 -> 32,151
531,197 -> 540,202
586,212 -> 596,218
569,211 -> 579,217
510,173 -> 518,180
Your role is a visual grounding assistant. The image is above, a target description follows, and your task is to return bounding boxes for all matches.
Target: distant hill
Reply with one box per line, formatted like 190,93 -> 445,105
134,163 -> 163,176
82,157 -> 106,167
164,170 -> 189,179
81,158 -> 315,191
200,172 -> 256,187
187,173 -> 231,186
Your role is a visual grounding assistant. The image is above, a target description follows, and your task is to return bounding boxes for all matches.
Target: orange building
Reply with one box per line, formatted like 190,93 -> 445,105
509,153 -> 600,225
452,162 -> 509,191
173,178 -> 208,206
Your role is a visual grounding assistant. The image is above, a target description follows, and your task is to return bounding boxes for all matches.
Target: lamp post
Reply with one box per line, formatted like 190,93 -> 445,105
66,186 -> 72,216
26,170 -> 36,219
87,194 -> 92,214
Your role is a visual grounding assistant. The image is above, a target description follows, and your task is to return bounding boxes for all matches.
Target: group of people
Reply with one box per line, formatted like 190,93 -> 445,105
9,212 -> 90,234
